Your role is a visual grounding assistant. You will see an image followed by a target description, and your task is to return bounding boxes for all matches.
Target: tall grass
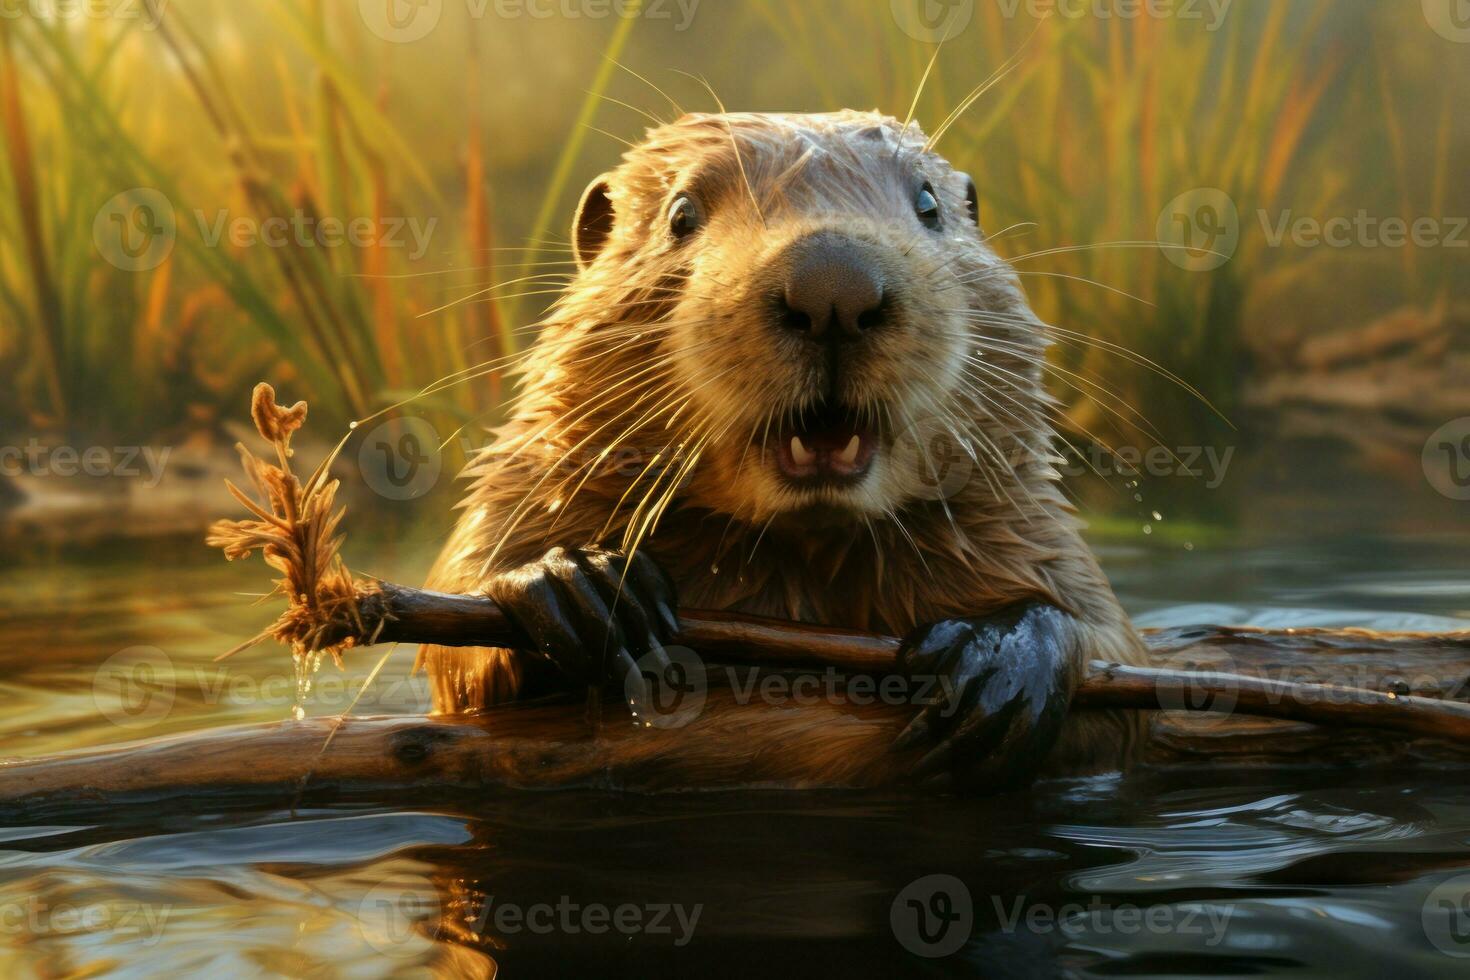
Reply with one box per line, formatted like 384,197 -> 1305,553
0,0 -> 1456,479
748,0 -> 1365,447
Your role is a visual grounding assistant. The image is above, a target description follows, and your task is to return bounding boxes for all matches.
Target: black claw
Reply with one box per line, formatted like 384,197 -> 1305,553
891,603 -> 1077,795
487,546 -> 680,721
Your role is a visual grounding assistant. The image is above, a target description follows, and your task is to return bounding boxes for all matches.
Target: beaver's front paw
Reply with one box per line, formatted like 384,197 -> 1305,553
488,547 -> 679,719
893,602 -> 1077,793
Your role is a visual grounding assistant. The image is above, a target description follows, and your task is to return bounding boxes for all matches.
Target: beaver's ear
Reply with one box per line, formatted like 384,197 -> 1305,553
956,172 -> 981,229
572,176 -> 616,270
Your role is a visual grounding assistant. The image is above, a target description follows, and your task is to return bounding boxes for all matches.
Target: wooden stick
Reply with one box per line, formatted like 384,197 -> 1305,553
360,582 -> 899,672
362,581 -> 1470,741
2,621 -> 1467,821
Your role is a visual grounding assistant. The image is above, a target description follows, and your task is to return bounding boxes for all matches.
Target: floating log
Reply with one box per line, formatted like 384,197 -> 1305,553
1,624 -> 1467,822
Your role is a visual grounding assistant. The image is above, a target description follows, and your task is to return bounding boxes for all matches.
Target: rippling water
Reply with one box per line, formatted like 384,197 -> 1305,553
2,525 -> 1468,977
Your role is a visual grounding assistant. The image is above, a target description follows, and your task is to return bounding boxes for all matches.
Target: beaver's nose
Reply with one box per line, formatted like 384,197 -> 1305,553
778,236 -> 887,341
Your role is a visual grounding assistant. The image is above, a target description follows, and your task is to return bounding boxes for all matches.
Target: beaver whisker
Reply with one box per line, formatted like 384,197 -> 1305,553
519,334 -> 735,455
964,340 -> 1174,450
924,37 -> 1034,153
1004,240 -> 1209,264
543,381 -> 725,542
421,270 -> 583,317
481,343 -> 737,542
900,379 -> 1033,520
881,504 -> 933,578
609,59 -> 685,119
955,308 -> 1226,423
981,221 -> 1040,246
964,358 -> 1181,481
590,90 -> 670,130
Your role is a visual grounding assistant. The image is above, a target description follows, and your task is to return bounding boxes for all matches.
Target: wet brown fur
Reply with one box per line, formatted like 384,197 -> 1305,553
417,111 -> 1147,784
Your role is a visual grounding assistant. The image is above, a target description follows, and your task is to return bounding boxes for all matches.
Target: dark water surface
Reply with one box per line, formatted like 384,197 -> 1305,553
2,523 -> 1468,977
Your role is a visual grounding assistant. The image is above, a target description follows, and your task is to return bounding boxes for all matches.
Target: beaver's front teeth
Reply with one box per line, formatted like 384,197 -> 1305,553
790,436 -> 816,466
837,435 -> 861,466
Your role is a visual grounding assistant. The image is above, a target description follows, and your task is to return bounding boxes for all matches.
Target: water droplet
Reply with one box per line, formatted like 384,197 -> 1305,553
349,421 -> 359,430
291,705 -> 305,722
710,564 -> 719,575
1133,494 -> 1143,503
1184,542 -> 1195,552
1142,524 -> 1153,535
1151,511 -> 1163,522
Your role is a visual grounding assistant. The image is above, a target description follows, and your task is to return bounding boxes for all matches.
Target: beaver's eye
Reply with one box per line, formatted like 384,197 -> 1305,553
915,183 -> 941,229
668,195 -> 700,240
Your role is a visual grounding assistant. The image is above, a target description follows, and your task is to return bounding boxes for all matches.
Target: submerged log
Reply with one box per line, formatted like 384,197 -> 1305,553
1,625 -> 1467,822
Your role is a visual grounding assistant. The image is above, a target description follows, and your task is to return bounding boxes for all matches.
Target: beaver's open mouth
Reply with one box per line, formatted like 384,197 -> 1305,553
768,403 -> 877,486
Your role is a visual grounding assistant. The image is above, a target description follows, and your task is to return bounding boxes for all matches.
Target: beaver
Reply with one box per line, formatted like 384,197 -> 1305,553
416,110 -> 1147,792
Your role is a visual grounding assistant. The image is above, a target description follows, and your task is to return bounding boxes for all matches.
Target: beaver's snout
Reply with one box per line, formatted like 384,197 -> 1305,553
773,232 -> 890,341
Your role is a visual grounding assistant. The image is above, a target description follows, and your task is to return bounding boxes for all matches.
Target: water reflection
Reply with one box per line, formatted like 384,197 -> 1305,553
1,527 -> 1468,975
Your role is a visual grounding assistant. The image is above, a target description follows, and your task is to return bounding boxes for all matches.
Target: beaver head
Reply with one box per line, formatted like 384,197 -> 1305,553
511,110 -> 1052,548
